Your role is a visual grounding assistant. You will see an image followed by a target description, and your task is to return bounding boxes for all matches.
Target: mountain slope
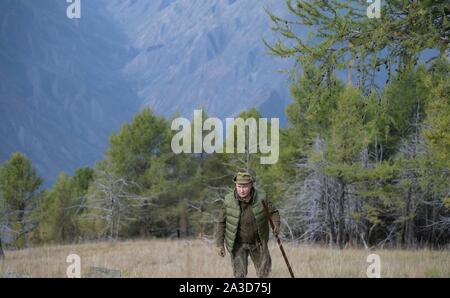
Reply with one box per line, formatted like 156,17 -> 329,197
103,0 -> 293,120
0,0 -> 140,186
1,0 -> 295,185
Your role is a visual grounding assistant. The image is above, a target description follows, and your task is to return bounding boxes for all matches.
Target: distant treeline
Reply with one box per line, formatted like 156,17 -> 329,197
0,1 -> 449,252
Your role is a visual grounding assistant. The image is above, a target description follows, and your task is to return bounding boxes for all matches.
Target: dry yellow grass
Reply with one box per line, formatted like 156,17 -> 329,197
0,239 -> 448,278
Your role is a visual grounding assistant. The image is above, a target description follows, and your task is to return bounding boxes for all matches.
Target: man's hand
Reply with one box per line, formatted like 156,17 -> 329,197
217,246 -> 225,257
273,224 -> 280,237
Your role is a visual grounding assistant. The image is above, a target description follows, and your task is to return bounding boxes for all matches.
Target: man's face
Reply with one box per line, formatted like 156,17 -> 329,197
235,182 -> 253,198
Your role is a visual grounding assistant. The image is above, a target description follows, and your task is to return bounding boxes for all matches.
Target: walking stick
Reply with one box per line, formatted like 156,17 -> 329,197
261,200 -> 295,278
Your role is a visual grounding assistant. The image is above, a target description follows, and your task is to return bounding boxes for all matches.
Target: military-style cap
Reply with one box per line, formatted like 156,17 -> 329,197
233,172 -> 254,184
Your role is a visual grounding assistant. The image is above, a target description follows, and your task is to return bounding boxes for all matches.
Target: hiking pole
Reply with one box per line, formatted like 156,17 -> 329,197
261,200 -> 295,278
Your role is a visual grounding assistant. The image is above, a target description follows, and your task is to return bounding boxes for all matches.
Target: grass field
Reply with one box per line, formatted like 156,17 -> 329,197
0,239 -> 449,278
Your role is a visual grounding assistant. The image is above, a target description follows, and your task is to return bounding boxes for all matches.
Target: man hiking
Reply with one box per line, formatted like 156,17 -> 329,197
216,171 -> 280,278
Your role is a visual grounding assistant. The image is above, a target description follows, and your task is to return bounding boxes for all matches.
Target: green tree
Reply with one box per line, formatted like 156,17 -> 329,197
263,0 -> 449,249
36,173 -> 78,243
0,152 -> 42,248
265,0 -> 449,91
87,107 -> 178,239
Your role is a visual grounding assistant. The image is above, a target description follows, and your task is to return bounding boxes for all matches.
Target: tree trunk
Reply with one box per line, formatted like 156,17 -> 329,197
430,197 -> 437,245
324,177 -> 336,247
336,178 -> 346,249
198,203 -> 205,239
115,205 -> 121,241
402,186 -> 412,247
109,193 -> 116,241
0,237 -> 4,260
347,41 -> 353,86
179,200 -> 189,238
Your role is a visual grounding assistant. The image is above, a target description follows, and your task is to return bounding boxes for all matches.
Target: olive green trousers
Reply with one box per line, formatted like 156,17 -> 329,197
230,242 -> 272,278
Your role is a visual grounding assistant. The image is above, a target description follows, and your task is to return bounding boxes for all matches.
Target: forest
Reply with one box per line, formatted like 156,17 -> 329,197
1,1 -> 449,258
